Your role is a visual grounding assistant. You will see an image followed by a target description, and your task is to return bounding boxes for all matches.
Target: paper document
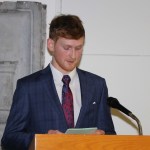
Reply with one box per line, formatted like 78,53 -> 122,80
65,127 -> 97,134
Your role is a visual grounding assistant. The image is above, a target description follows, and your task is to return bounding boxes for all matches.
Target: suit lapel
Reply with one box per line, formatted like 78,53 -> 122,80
41,65 -> 66,121
75,69 -> 93,127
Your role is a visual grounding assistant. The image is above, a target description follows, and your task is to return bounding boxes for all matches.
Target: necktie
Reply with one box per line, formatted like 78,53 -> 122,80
62,75 -> 74,128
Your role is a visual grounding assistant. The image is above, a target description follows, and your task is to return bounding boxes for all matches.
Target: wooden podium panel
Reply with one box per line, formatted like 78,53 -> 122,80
35,134 -> 150,150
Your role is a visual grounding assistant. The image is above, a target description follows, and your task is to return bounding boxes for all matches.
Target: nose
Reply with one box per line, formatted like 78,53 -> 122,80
70,49 -> 76,59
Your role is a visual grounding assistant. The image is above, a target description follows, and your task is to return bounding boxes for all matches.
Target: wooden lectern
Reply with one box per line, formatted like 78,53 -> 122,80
32,134 -> 150,150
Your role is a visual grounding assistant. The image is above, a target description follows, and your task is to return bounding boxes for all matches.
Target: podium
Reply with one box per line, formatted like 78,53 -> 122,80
32,134 -> 150,150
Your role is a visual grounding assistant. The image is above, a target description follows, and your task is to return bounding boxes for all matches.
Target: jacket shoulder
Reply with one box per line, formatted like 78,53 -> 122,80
18,65 -> 51,83
77,68 -> 105,81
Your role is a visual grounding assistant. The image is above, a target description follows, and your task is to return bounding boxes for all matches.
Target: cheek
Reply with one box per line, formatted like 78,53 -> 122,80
54,46 -> 64,57
76,51 -> 82,59
54,49 -> 67,61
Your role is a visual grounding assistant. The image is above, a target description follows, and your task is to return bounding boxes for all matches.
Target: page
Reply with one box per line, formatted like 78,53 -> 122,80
65,127 -> 97,134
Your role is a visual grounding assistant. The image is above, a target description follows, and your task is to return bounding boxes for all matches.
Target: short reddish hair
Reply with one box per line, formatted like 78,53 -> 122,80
49,14 -> 85,41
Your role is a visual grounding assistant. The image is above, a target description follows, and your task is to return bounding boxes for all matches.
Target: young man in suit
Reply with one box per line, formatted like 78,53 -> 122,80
1,14 -> 116,150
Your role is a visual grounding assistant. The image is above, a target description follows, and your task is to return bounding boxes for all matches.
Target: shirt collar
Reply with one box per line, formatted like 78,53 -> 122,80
50,63 -> 77,85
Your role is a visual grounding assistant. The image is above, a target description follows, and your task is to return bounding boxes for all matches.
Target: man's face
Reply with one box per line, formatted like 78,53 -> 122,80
47,37 -> 84,74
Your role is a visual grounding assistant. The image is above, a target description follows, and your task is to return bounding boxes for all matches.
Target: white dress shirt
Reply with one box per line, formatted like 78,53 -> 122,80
50,63 -> 81,125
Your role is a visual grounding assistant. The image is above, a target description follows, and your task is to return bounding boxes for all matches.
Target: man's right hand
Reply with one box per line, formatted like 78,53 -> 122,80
48,130 -> 63,134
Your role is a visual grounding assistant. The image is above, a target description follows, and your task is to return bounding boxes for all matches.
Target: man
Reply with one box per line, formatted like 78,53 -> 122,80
1,14 -> 116,150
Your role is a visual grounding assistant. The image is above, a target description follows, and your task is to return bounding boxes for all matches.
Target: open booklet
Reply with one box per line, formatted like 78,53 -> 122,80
65,127 -> 97,134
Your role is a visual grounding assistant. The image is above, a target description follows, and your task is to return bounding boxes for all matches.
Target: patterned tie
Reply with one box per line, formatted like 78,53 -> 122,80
62,75 -> 74,128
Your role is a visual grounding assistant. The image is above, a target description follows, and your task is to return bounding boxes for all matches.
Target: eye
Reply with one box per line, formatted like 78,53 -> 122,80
75,46 -> 83,51
63,46 -> 71,50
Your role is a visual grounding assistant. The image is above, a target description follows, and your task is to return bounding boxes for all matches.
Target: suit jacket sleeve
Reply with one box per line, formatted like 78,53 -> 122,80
1,79 -> 34,150
97,79 -> 116,134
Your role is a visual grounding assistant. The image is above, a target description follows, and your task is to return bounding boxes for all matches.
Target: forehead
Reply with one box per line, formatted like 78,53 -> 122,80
56,37 -> 85,46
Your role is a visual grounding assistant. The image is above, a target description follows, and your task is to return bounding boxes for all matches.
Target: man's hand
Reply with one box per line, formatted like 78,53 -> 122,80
93,129 -> 105,135
48,130 -> 63,134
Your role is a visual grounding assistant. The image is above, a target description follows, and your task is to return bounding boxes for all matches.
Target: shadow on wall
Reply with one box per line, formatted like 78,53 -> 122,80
111,108 -> 139,134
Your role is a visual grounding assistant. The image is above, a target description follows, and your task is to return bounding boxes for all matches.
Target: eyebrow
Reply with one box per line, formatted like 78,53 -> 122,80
63,44 -> 83,48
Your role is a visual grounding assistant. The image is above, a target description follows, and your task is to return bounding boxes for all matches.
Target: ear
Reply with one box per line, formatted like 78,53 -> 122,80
47,38 -> 54,53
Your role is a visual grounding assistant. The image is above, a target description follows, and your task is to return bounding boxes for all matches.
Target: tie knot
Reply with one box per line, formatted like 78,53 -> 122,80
62,75 -> 71,85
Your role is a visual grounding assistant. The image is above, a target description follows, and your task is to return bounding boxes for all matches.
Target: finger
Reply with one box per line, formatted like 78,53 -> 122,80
55,130 -> 63,134
48,130 -> 63,134
48,130 -> 58,134
95,130 -> 105,135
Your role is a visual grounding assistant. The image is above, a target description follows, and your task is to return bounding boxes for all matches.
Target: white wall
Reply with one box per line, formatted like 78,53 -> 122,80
2,0 -> 150,135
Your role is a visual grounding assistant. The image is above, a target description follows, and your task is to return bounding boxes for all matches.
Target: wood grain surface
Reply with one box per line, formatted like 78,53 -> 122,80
35,134 -> 150,150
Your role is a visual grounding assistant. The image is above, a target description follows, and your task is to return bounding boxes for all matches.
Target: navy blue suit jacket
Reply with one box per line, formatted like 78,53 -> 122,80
1,65 -> 116,150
